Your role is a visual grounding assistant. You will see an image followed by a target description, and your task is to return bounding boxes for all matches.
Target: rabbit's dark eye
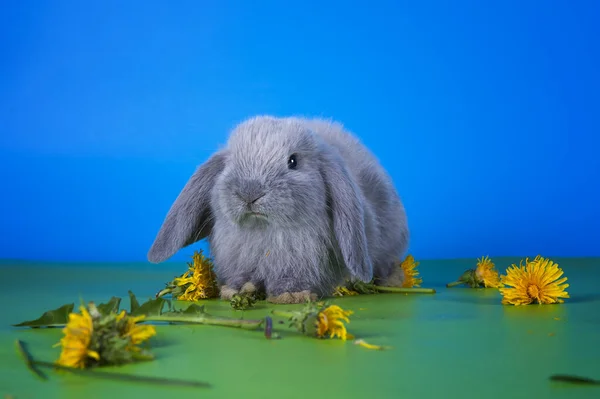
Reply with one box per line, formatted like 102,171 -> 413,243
287,154 -> 298,170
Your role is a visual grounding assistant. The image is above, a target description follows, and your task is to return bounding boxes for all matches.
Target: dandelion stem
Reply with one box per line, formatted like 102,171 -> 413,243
446,281 -> 464,288
155,288 -> 173,298
15,340 -> 47,380
143,315 -> 263,330
270,310 -> 298,319
549,374 -> 600,386
374,286 -> 436,294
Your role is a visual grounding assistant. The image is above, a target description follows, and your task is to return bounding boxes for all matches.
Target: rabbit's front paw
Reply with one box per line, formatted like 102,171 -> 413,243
220,282 -> 258,300
267,290 -> 318,304
219,285 -> 239,300
239,282 -> 257,295
375,263 -> 406,288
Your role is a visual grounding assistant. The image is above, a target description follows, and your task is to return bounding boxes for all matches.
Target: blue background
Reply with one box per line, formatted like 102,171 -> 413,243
1,0 -> 598,263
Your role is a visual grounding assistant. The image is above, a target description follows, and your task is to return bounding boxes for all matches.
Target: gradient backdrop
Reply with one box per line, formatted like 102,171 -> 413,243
1,0 -> 598,264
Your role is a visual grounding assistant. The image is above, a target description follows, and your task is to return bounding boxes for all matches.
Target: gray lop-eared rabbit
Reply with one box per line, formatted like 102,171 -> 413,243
148,116 -> 409,303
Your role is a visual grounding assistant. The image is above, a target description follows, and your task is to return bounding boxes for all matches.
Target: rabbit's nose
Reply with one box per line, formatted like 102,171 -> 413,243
236,180 -> 266,205
236,191 -> 266,205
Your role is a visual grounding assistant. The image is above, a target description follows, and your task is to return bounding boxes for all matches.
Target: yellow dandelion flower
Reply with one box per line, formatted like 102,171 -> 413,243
122,314 -> 156,349
115,310 -> 156,350
54,306 -> 100,368
400,254 -> 423,288
475,256 -> 501,288
499,255 -> 569,306
315,305 -> 354,340
332,286 -> 359,296
174,251 -> 219,301
354,339 -> 392,351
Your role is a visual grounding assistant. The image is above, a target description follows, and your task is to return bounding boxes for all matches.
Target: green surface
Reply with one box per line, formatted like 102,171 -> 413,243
1,257 -> 599,399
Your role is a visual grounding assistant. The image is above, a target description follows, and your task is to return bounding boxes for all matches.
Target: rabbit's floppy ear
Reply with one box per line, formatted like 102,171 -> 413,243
147,151 -> 227,263
319,146 -> 373,282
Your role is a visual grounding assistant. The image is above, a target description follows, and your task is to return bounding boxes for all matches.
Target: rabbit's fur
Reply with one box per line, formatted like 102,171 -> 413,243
148,116 -> 409,303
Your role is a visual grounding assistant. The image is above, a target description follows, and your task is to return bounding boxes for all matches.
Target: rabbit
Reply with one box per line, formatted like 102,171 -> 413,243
147,116 -> 410,303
